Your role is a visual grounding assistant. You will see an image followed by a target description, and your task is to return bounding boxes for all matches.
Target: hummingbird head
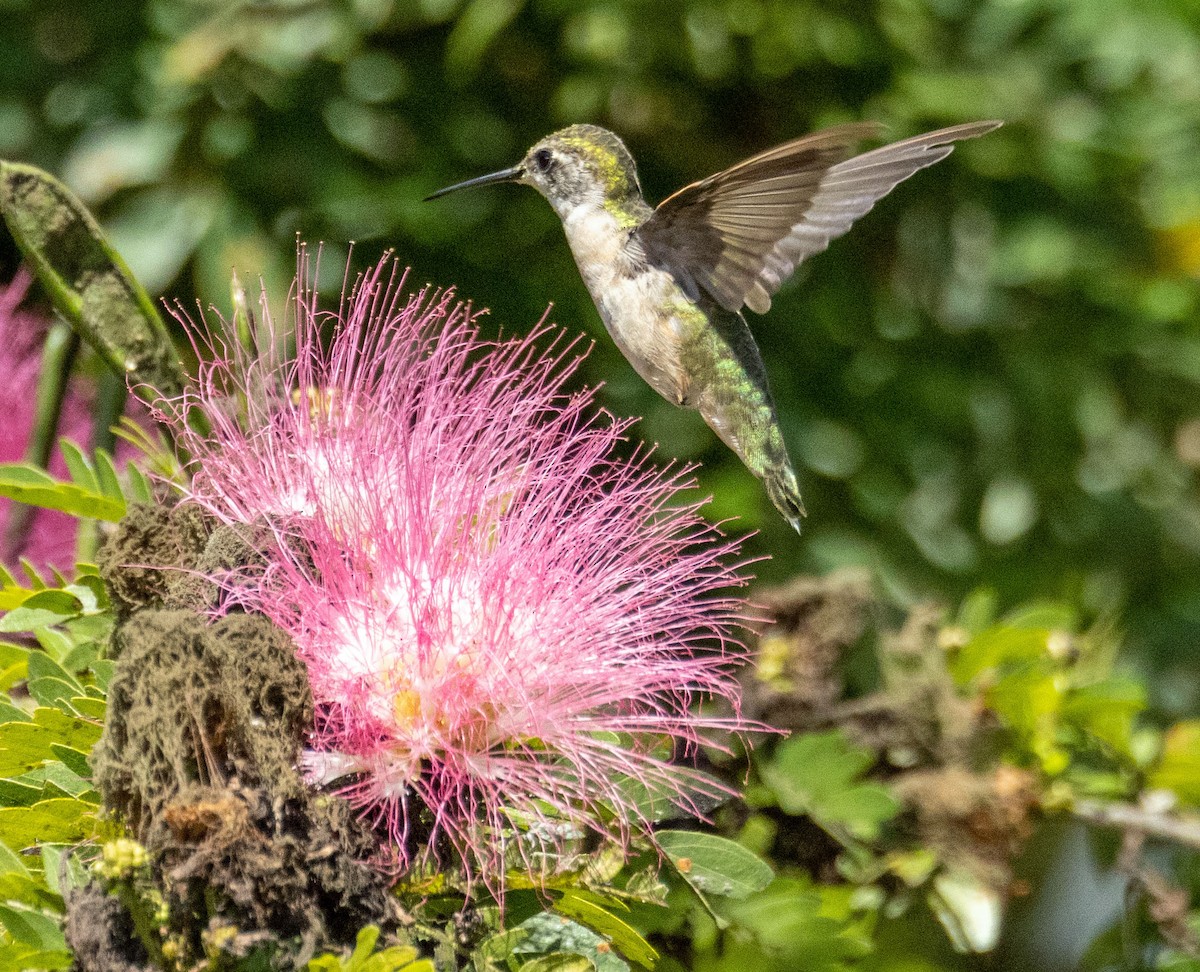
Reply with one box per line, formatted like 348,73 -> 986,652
426,124 -> 644,221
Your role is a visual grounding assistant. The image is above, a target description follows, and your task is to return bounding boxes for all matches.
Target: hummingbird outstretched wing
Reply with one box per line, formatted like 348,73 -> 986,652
636,120 -> 1002,315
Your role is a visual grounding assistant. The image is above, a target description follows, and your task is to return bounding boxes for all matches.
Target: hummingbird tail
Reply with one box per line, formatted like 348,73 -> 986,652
763,466 -> 806,534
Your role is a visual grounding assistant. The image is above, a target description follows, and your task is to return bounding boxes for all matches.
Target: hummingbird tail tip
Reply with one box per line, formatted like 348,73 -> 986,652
763,471 -> 806,535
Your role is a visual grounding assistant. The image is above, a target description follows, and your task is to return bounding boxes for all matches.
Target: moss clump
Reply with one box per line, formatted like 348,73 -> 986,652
98,502 -> 281,621
93,609 -> 313,831
78,518 -> 405,968
98,503 -> 209,623
64,883 -> 151,972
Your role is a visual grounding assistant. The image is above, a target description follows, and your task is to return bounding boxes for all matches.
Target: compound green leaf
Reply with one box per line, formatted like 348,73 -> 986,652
0,902 -> 66,951
0,799 -> 92,851
0,592 -> 82,634
759,731 -> 899,843
0,465 -> 124,523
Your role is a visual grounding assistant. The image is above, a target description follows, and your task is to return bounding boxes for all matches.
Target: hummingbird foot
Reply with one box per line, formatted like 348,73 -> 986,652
762,465 -> 806,534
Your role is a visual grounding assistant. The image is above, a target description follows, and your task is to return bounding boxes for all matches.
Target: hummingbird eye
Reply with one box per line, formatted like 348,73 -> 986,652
532,148 -> 554,172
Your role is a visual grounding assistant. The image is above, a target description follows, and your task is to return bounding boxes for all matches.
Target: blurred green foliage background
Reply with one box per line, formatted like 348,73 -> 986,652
4,2 -> 1200,969
2,0 -> 1200,703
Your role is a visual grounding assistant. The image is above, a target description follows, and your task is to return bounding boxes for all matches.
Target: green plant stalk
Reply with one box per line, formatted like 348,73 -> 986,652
115,881 -> 169,969
2,319 -> 80,564
92,369 -> 126,456
76,372 -> 129,563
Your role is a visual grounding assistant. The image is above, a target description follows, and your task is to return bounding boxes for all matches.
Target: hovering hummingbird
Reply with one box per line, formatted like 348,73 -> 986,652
427,119 -> 1001,531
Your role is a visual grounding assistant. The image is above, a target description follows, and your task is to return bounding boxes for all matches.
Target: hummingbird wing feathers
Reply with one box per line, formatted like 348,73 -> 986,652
637,120 -> 1002,315
636,122 -> 875,314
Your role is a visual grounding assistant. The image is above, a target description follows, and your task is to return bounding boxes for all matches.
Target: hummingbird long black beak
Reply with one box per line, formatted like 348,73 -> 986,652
424,165 -> 524,201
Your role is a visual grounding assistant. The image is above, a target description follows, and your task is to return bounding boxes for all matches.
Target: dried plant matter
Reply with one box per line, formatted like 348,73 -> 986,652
87,597 -> 397,965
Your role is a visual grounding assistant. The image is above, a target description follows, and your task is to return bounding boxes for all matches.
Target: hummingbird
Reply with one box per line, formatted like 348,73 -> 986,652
427,119 -> 1001,532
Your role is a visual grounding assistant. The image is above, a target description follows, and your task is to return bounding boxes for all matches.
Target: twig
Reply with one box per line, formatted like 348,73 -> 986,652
1072,798 -> 1200,851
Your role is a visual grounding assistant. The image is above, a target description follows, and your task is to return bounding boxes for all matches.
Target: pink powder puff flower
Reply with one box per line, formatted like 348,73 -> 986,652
0,270 -> 93,574
157,250 -> 754,888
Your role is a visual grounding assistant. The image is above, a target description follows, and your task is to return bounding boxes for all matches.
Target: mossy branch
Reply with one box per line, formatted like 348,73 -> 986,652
0,161 -> 184,403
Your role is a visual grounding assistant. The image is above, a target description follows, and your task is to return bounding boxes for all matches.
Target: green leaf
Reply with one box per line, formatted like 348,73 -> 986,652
64,574 -> 107,615
305,925 -> 430,972
0,841 -> 29,876
0,946 -> 72,972
0,161 -> 183,400
0,702 -> 29,725
518,956 -> 596,972
1062,677 -> 1146,756
67,697 -> 105,721
716,878 -> 871,970
0,780 -> 42,808
444,0 -> 526,76
0,464 -> 124,522
124,462 -> 153,504
950,626 -> 1050,686
35,707 -> 103,749
57,441 -> 97,495
0,708 -> 101,777
655,831 -> 773,901
0,666 -> 25,694
929,868 -> 1004,953
1000,601 -> 1078,631
59,644 -> 99,677
0,592 -> 82,634
955,587 -> 998,632
0,643 -> 29,670
25,679 -> 79,713
514,912 -> 629,972
553,890 -> 657,969
19,564 -> 45,591
0,589 -> 33,614
614,768 -> 728,824
1150,720 -> 1200,805
0,798 -> 92,850
24,762 -> 94,801
27,649 -> 76,687
32,629 -> 73,663
0,725 -> 58,776
92,449 -> 123,502
0,902 -> 66,950
26,653 -> 84,709
0,871 -> 62,913
40,845 -> 86,899
88,660 -> 115,692
28,648 -> 82,691
759,731 -> 899,842
985,664 -> 1067,774
350,925 -> 380,965
47,745 -> 91,780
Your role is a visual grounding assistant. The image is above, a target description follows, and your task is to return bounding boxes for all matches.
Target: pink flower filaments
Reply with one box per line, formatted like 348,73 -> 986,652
160,251 -> 752,887
0,271 -> 92,573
